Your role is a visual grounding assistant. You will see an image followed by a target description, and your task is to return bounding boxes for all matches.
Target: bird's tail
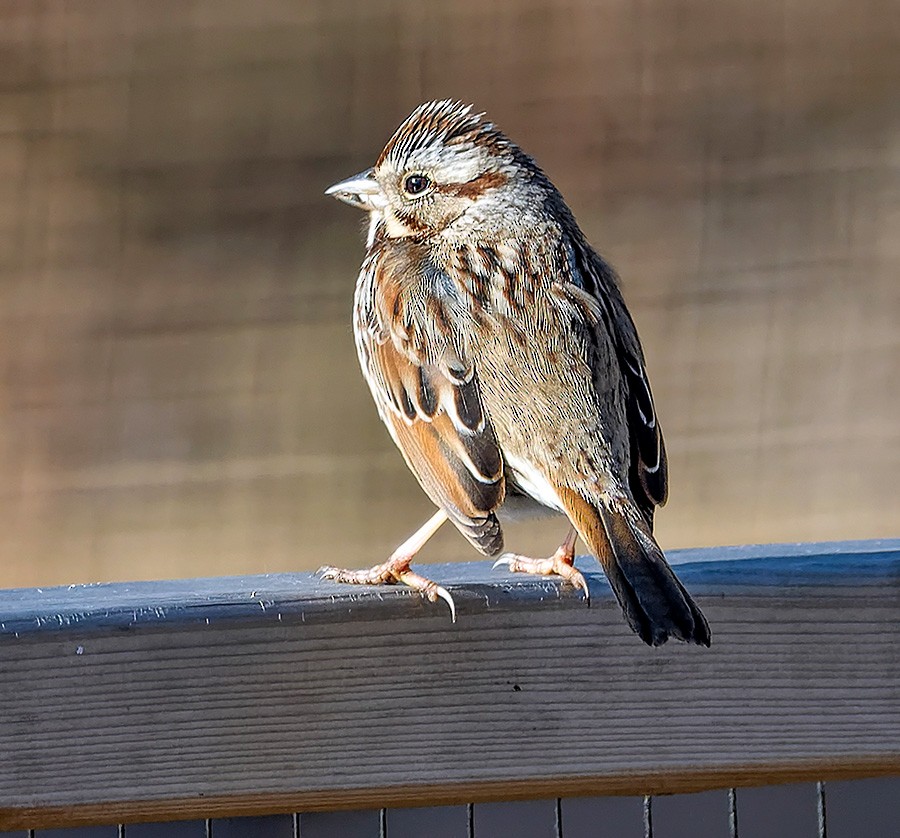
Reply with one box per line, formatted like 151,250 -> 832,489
559,487 -> 710,647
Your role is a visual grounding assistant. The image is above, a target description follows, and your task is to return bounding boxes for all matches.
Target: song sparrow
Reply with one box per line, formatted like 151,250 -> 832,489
323,100 -> 709,646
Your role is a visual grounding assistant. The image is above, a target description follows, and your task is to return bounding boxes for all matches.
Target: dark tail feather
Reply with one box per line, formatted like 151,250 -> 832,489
560,489 -> 710,646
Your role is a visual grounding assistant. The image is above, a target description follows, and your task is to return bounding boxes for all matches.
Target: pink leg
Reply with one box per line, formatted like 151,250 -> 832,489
318,510 -> 457,621
493,527 -> 589,601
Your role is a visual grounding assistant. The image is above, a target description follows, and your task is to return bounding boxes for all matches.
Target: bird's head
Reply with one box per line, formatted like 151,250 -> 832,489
327,100 -> 542,242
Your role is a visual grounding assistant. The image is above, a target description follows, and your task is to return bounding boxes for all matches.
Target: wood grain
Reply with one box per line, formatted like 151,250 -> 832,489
0,541 -> 898,830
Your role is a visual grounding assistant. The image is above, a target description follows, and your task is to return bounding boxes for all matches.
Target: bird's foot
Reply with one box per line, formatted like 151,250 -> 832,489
493,539 -> 589,602
318,555 -> 456,622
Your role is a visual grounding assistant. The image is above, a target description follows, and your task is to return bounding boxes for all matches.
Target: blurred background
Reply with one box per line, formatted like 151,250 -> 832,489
1,0 -> 898,588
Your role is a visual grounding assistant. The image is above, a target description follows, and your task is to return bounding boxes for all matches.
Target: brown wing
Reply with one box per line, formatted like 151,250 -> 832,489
561,236 -> 668,526
355,238 -> 506,555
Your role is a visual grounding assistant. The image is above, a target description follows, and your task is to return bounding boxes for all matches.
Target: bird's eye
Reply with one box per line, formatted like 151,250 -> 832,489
403,173 -> 431,196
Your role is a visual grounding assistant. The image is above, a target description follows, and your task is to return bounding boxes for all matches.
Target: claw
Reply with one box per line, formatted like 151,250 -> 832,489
396,566 -> 457,623
319,556 -> 457,623
572,573 -> 591,604
492,542 -> 590,605
492,555 -> 515,570
433,584 -> 457,623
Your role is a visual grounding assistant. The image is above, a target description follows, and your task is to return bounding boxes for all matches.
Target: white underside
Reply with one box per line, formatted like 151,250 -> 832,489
502,450 -> 566,515
498,492 -> 564,523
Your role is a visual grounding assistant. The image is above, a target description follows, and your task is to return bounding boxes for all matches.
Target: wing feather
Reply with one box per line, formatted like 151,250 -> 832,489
355,236 -> 506,555
561,235 -> 668,525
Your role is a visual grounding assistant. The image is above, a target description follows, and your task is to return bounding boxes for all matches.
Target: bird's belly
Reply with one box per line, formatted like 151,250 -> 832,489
498,490 -> 564,523
502,449 -> 566,515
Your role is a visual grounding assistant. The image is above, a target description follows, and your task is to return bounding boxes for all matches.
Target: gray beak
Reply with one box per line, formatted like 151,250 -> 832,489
325,168 -> 387,211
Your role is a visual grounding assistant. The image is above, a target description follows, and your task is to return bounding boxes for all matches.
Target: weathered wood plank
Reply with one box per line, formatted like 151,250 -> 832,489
472,799 -> 557,838
211,815 -> 294,837
298,810 -> 379,838
385,805 -> 468,838
127,822 -> 206,837
0,541 -> 898,830
2,540 -> 895,637
35,829 -> 118,838
735,782 -> 818,837
824,777 -> 900,838
651,790 -> 729,838
560,795 -> 644,838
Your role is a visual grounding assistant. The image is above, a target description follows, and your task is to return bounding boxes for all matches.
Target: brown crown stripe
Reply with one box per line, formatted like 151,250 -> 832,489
441,170 -> 509,199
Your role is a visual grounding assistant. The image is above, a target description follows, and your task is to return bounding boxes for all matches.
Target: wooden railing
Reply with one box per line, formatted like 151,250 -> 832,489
1,540 -> 898,835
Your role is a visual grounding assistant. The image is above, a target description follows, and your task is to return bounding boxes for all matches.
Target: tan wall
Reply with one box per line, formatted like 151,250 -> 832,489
1,0 -> 898,587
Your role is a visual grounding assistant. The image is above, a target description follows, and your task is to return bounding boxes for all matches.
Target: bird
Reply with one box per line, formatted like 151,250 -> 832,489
322,100 -> 710,647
